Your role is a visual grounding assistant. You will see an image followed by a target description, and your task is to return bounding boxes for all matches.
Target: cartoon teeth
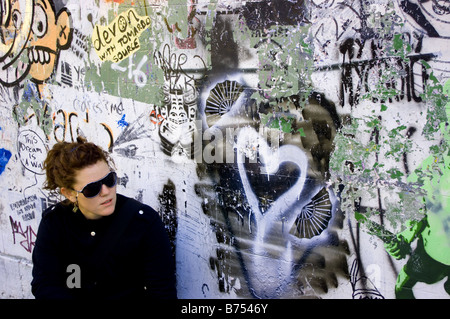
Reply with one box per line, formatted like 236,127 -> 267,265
28,48 -> 51,64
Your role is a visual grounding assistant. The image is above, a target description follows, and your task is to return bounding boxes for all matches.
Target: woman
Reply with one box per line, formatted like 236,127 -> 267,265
31,137 -> 177,299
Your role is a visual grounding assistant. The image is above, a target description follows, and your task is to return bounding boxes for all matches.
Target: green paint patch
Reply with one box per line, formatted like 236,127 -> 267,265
248,24 -> 313,109
260,112 -> 298,134
85,5 -> 164,105
329,31 -> 449,233
298,127 -> 306,137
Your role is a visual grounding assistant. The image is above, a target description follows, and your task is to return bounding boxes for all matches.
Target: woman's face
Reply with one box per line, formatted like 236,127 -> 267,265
69,160 -> 117,220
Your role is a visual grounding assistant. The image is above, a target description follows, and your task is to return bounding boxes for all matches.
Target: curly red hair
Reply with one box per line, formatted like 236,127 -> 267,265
43,136 -> 113,196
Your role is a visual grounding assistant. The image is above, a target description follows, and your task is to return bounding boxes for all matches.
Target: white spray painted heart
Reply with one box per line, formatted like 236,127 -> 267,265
235,126 -> 309,297
236,126 -> 309,241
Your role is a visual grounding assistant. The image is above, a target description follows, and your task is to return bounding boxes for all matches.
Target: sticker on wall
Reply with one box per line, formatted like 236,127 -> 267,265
17,130 -> 47,175
92,9 -> 151,63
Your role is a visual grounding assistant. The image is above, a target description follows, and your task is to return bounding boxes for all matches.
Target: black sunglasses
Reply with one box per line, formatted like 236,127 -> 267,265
74,171 -> 117,198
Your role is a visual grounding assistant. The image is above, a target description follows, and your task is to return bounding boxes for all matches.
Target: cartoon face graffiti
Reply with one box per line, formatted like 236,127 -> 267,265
159,86 -> 198,159
0,0 -> 72,87
26,0 -> 72,83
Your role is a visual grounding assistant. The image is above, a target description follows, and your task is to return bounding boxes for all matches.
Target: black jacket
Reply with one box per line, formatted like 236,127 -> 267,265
31,194 -> 177,299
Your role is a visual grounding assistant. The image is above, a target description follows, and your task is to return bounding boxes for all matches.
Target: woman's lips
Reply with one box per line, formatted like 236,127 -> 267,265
101,198 -> 113,206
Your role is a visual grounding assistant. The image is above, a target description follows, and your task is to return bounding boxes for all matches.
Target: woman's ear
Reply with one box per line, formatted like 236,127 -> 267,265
61,187 -> 76,203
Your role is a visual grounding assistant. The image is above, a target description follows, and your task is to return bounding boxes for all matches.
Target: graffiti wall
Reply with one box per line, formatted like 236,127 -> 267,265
0,0 -> 449,299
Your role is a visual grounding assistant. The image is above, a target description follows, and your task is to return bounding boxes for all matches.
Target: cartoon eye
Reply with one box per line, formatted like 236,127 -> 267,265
12,9 -> 22,30
32,4 -> 47,38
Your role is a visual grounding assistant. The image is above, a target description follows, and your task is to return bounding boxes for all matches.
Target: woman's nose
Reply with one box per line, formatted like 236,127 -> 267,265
99,183 -> 111,195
